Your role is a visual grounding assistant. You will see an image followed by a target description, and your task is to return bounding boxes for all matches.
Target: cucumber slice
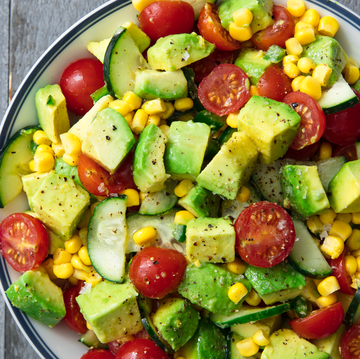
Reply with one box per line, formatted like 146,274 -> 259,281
0,126 -> 39,207
87,197 -> 128,282
344,281 -> 360,325
288,218 -> 333,278
79,330 -> 108,349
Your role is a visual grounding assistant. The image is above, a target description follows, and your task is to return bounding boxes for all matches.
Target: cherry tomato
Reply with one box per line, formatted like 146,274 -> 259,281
0,213 -> 48,273
283,91 -> 326,150
283,141 -> 321,161
333,143 -> 358,161
289,302 -> 344,339
340,324 -> 360,359
257,65 -> 292,102
129,247 -> 187,299
108,329 -> 150,355
60,58 -> 104,116
251,6 -> 294,51
323,89 -> 360,146
81,349 -> 115,359
138,1 -> 194,42
115,339 -> 168,359
234,201 -> 296,268
198,63 -> 250,116
197,3 -> 242,51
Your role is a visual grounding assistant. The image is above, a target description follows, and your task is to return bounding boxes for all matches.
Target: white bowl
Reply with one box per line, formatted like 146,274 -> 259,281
0,0 -> 360,358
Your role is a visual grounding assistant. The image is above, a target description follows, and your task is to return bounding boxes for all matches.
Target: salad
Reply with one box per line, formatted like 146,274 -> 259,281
1,0 -> 360,358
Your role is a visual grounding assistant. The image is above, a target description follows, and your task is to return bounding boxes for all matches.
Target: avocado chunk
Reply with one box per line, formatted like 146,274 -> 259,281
197,131 -> 258,200
245,262 -> 306,305
31,173 -> 90,240
218,0 -> 274,34
237,96 -> 301,164
263,45 -> 286,63
262,329 -> 329,359
178,262 -> 252,315
76,281 -> 143,343
152,297 -> 200,351
6,267 -> 66,327
186,217 -> 236,263
35,84 -> 70,144
280,164 -> 330,219
148,33 -> 215,71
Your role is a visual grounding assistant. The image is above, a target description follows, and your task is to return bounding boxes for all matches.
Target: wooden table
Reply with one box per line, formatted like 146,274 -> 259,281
0,0 -> 360,358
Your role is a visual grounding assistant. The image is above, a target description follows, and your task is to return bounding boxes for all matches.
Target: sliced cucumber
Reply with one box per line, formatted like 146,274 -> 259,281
316,156 -> 346,192
289,218 -> 333,278
79,330 -> 108,349
0,126 -> 39,207
344,281 -> 360,325
87,197 -> 128,283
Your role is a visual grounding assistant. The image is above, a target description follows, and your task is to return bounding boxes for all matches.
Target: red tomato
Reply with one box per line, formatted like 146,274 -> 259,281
257,65 -> 292,102
234,201 -> 296,268
283,91 -> 326,150
289,302 -> 344,339
197,3 -> 242,51
129,247 -> 187,299
115,339 -> 168,359
138,1 -> 194,41
198,63 -> 250,116
60,58 -> 104,116
0,213 -> 48,273
108,329 -> 150,355
283,141 -> 321,161
333,143 -> 358,161
251,6 -> 294,51
81,349 -> 115,359
340,324 -> 360,359
323,89 -> 360,146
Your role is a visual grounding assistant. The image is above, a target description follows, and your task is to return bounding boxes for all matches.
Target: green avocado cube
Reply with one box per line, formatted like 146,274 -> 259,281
76,281 -> 143,343
6,267 -> 66,327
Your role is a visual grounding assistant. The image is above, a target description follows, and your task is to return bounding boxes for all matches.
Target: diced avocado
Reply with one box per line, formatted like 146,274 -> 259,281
164,121 -> 210,180
87,38 -> 111,63
218,0 -> 274,34
178,185 -> 221,218
263,45 -> 286,63
237,96 -> 301,164
197,131 -> 258,200
152,297 -> 200,351
328,159 -> 360,213
353,78 -> 360,93
178,262 -> 252,315
123,21 -> 151,53
262,329 -> 329,359
245,262 -> 306,305
35,84 -> 70,144
280,165 -> 330,219
234,48 -> 272,85
183,0 -> 216,20
134,69 -> 188,100
186,217 -> 235,263
5,267 -> 66,327
316,156 -> 346,193
76,281 -> 143,343
301,36 -> 347,87
81,107 -> 135,174
147,33 -> 215,71
31,173 -> 90,240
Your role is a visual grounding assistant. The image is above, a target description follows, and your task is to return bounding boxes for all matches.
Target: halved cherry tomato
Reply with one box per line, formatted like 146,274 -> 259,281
129,247 -> 187,299
333,143 -> 358,161
289,302 -> 344,339
340,324 -> 360,359
197,3 -> 242,51
283,91 -> 326,150
81,349 -> 115,359
198,63 -> 250,116
283,141 -> 321,161
108,329 -> 150,355
235,201 -> 296,268
251,5 -> 294,51
138,1 -> 194,41
257,65 -> 292,102
0,213 -> 48,273
115,339 -> 168,359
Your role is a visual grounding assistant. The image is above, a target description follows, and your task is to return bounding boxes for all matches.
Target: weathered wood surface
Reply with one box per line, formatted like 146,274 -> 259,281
0,0 -> 360,358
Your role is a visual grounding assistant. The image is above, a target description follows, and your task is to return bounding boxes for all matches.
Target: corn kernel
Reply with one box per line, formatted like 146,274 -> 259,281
124,111 -> 135,126
313,63 -> 333,87
142,99 -> 166,115
73,268 -> 88,281
227,113 -> 239,128
131,109 -> 148,135
287,0 -> 306,17
35,144 -> 54,156
68,275 -> 79,286
120,188 -> 140,207
233,7 -> 253,26
109,99 -> 131,116
291,76 -> 306,91
227,258 -> 247,274
319,208 -> 337,224
316,293 -> 337,308
297,57 -> 315,73
285,37 -> 303,56
284,63 -> 301,79
348,229 -> 360,251
159,102 -> 175,120
62,153 -> 79,166
228,283 -> 248,304
250,85 -> 259,97
345,255 -> 358,275
33,130 -> 52,146
347,57 -> 359,67
29,160 -> 36,172
336,213 -> 352,224
174,180 -> 194,198
299,76 -> 322,100
79,227 -> 88,246
123,91 -> 143,110
174,98 -> 194,112
320,235 -> 344,259
318,16 -> 339,37
245,289 -> 262,306
236,338 -> 259,357
60,132 -> 81,156
295,27 -> 316,45
78,246 -> 92,266
283,54 -> 300,65
306,216 -> 324,234
236,186 -> 251,203
299,9 -> 320,27
174,210 -> 195,225
317,276 -> 340,296
53,247 -> 72,265
159,124 -> 170,137
329,220 -> 352,241
33,152 -> 55,173
295,21 -> 314,33
86,321 -> 93,331
252,329 -> 270,346
41,258 -> 57,281
229,23 -> 253,42
352,213 -> 360,225
356,256 -> 360,272
65,234 -> 83,254
318,142 -> 332,160
343,64 -> 360,85
85,270 -> 103,287
132,0 -> 156,13
53,263 -> 74,279
71,254 -> 92,273
147,114 -> 161,126
51,142 -> 65,158
133,226 -> 157,245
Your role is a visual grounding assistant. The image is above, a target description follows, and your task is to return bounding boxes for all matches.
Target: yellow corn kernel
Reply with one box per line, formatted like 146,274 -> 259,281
142,99 -> 166,115
356,256 -> 360,272
131,109 -> 148,135
318,16 -> 339,37
62,153 -> 79,167
60,132 -> 81,156
318,142 -> 332,160
120,188 -> 140,207
343,64 -> 360,85
33,130 -> 52,146
78,246 -> 92,266
71,254 -> 92,273
29,160 -> 36,172
65,234 -> 83,254
295,27 -> 316,45
299,9 -> 320,27
312,63 -> 333,87
174,180 -> 194,198
174,210 -> 196,225
284,63 -> 301,79
86,270 -> 103,287
291,76 -> 306,91
174,98 -> 194,112
132,0 -> 156,12
53,263 -> 74,279
233,8 -> 253,26
317,276 -> 340,296
123,91 -> 143,110
79,227 -> 88,246
33,152 -> 55,173
348,229 -> 360,251
53,247 -> 72,265
159,102 -> 175,120
329,219 -> 352,241
133,226 -> 157,245
229,23 -> 253,42
252,329 -> 270,346
51,142 -> 65,158
283,54 -> 300,65
297,57 -> 315,73
347,57 -> 359,67
228,283 -> 248,304
299,76 -> 322,100
73,268 -> 88,281
345,255 -> 358,276
236,338 -> 259,357
336,213 -> 352,224
68,275 -> 79,286
41,258 -> 57,281
306,216 -> 324,235
295,21 -> 314,33
227,258 -> 247,275
124,111 -> 135,126
285,37 -> 303,56
245,289 -> 262,306
147,114 -> 161,126
320,235 -> 344,259
316,293 -> 337,308
159,124 -> 170,137
352,212 -> 360,225
236,186 -> 251,203
139,192 -> 148,203
287,0 -> 306,17
250,85 -> 259,97
109,99 -> 131,116
227,113 -> 239,128
319,208 -> 337,224
86,321 -> 93,330
35,144 -> 54,156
